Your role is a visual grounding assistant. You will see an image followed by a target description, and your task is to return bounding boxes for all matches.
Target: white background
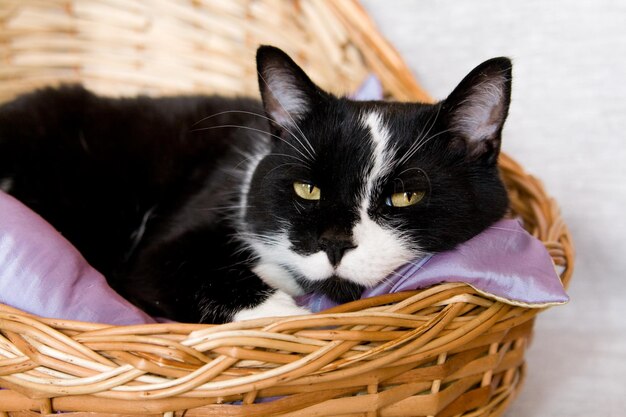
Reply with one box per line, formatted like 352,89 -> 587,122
361,1 -> 626,416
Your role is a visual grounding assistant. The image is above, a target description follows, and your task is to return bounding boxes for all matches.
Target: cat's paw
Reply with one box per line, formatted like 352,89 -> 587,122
233,290 -> 310,321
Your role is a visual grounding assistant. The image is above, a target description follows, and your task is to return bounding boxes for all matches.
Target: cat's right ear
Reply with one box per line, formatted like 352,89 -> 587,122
256,45 -> 325,129
442,57 -> 512,164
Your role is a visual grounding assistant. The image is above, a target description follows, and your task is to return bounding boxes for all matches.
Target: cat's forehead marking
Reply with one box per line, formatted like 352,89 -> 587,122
331,110 -> 414,285
360,110 -> 396,211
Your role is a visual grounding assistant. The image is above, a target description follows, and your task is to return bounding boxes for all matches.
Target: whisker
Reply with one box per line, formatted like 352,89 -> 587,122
264,152 -> 311,166
192,205 -> 254,212
397,105 -> 442,165
394,167 -> 432,196
232,150 -> 269,171
401,128 -> 453,166
192,109 -> 315,161
190,124 -> 312,164
487,225 -> 525,233
230,152 -> 309,182
263,162 -> 309,179
414,128 -> 453,153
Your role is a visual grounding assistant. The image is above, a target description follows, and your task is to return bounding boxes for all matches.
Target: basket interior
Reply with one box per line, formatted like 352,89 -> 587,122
0,0 -> 430,103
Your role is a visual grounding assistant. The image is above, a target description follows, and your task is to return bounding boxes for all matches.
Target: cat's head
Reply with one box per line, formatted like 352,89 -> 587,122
242,45 -> 511,303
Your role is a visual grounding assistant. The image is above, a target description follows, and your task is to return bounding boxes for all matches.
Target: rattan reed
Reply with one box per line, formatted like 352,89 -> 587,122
0,1 -> 573,416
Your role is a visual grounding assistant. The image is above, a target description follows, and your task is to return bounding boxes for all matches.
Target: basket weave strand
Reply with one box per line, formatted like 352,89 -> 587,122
0,0 -> 573,416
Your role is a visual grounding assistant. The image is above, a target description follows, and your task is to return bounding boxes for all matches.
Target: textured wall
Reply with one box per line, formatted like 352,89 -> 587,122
361,1 -> 626,415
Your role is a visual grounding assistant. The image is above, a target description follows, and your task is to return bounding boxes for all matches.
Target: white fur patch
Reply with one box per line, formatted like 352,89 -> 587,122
238,144 -> 270,224
126,205 -> 156,258
0,177 -> 14,193
337,215 -> 414,286
331,111 -> 416,287
362,112 -> 396,186
252,262 -> 304,296
233,290 -> 310,321
246,232 -> 334,284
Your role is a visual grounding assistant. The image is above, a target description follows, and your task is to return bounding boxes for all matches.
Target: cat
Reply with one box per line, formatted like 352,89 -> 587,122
0,46 -> 511,323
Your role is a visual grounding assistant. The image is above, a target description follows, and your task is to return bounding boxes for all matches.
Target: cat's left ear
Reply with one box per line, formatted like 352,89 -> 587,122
256,45 -> 326,129
443,57 -> 512,163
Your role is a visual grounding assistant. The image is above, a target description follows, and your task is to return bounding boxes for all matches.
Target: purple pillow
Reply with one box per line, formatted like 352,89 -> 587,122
0,190 -> 155,325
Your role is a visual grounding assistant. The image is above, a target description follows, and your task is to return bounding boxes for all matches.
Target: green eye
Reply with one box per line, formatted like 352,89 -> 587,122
293,181 -> 321,200
386,191 -> 425,207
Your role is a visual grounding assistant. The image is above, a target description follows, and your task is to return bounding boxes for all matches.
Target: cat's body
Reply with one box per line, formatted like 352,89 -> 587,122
0,47 -> 512,323
0,88 -> 276,322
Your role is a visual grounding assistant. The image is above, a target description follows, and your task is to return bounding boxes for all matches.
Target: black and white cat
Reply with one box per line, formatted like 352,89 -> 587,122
0,46 -> 511,323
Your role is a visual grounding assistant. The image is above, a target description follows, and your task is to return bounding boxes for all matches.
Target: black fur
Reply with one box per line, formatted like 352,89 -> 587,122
0,46 -> 511,322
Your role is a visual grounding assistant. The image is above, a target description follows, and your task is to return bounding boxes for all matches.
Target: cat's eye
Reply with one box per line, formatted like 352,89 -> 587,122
293,181 -> 321,200
386,191 -> 425,207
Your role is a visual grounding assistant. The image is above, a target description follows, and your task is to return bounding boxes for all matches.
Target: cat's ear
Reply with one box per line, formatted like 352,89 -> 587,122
443,57 -> 512,163
256,45 -> 324,129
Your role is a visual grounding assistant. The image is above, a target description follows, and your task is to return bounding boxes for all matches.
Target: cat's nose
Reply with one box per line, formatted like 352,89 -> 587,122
318,230 -> 356,266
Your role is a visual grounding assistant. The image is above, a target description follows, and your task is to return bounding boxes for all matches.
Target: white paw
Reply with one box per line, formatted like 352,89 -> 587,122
233,290 -> 310,321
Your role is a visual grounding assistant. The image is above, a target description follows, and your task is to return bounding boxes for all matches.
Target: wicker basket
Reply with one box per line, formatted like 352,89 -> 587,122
0,1 -> 573,416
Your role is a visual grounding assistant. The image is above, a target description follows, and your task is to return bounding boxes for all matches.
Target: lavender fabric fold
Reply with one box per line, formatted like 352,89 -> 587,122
296,219 -> 569,313
0,191 -> 155,325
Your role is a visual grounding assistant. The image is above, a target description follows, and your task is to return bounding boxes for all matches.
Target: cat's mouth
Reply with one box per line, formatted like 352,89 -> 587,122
296,274 -> 365,304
